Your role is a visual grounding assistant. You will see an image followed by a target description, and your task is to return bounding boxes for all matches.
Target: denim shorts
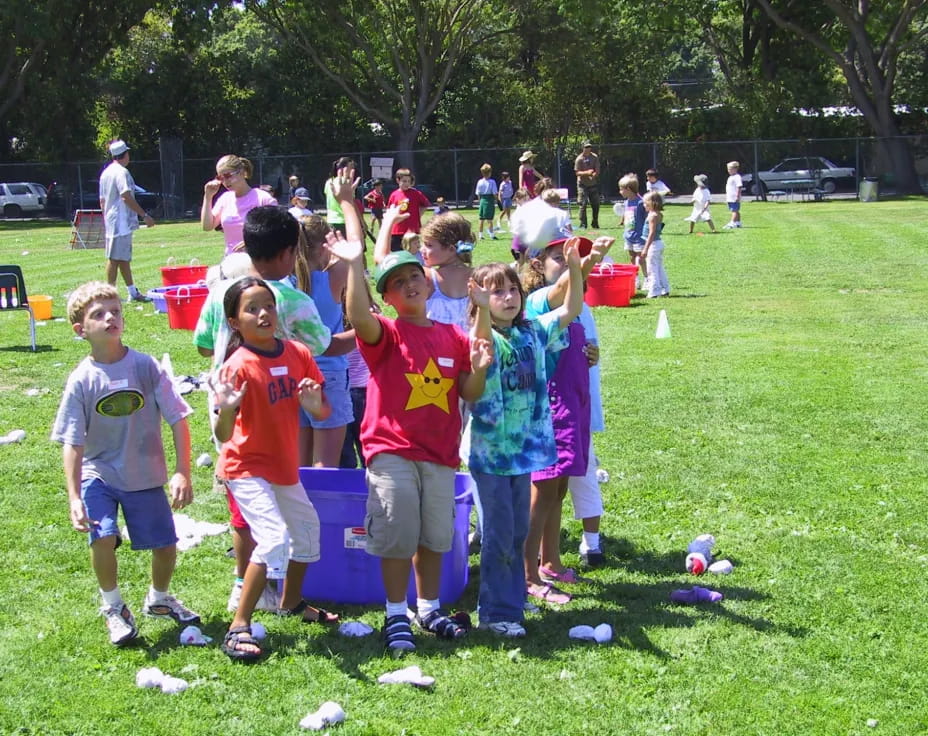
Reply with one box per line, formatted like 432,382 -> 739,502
727,201 -> 741,212
301,367 -> 353,429
81,477 -> 177,550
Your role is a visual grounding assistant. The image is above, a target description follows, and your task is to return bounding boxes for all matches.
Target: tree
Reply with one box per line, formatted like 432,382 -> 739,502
0,0 -> 154,159
754,0 -> 928,193
245,0 -> 512,160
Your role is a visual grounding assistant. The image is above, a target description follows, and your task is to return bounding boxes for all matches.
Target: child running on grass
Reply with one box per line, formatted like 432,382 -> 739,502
466,243 -> 583,637
52,281 -> 200,647
212,276 -> 334,662
520,235 -> 615,606
328,167 -> 492,653
685,174 -> 716,233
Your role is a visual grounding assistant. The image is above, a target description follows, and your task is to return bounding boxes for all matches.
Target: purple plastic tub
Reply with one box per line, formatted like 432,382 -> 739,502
147,282 -> 206,314
298,467 -> 473,606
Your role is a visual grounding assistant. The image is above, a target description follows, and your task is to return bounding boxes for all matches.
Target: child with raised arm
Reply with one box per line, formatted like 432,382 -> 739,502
641,191 -> 670,297
466,241 -> 583,637
52,282 -> 200,647
328,168 -> 492,652
519,235 -> 615,605
212,276 -> 333,662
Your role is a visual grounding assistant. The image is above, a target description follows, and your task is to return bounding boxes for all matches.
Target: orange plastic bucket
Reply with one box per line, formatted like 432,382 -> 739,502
585,264 -> 636,308
161,258 -> 208,287
164,285 -> 208,330
29,294 -> 53,320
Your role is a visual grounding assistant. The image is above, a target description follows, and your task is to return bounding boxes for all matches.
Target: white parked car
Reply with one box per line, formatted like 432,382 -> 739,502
741,157 -> 856,195
0,182 -> 47,217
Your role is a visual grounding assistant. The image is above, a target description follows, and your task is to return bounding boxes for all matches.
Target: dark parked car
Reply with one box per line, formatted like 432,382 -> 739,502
742,156 -> 856,195
46,181 -> 177,218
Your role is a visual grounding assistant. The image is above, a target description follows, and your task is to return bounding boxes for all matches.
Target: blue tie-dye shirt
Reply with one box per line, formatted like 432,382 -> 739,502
467,310 -> 568,475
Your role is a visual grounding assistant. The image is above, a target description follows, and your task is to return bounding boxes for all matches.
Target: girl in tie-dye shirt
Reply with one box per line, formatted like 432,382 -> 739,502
466,243 -> 582,637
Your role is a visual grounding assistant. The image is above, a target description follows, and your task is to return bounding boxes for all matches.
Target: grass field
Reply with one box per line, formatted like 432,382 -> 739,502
1,198 -> 927,735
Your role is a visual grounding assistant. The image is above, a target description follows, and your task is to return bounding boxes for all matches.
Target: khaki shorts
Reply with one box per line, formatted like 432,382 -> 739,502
364,453 -> 456,558
105,233 -> 133,262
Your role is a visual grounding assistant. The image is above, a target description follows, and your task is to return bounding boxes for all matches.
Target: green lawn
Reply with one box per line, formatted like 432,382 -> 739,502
1,199 -> 926,735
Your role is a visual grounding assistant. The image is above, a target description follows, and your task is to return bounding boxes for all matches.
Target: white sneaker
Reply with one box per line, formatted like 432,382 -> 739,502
723,222 -> 735,229
479,621 -> 526,637
734,222 -> 743,228
255,582 -> 280,612
227,580 -> 244,612
101,603 -> 139,646
143,593 -> 200,624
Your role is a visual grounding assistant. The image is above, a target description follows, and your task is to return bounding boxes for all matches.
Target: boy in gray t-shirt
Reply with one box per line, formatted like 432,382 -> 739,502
51,282 -> 200,646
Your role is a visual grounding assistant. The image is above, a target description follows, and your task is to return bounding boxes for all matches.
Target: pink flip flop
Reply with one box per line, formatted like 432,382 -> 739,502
539,565 -> 582,584
527,583 -> 571,605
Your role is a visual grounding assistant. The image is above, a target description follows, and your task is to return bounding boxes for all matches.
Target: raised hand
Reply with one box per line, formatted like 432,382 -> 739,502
329,166 -> 360,203
208,365 -> 247,412
204,178 -> 222,197
382,203 -> 410,227
468,279 -> 491,310
298,377 -> 325,416
563,237 -> 582,266
327,234 -> 364,264
587,236 -> 616,265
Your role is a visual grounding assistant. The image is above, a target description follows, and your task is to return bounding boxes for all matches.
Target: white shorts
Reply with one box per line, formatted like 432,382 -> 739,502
567,438 -> 604,520
105,233 -> 133,261
226,477 -> 321,578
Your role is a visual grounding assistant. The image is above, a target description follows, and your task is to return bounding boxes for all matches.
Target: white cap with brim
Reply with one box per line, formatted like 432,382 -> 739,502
109,140 -> 130,157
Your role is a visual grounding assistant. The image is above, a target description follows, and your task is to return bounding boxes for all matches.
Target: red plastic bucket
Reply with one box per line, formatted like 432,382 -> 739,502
161,259 -> 208,287
164,285 -> 208,330
585,264 -> 636,307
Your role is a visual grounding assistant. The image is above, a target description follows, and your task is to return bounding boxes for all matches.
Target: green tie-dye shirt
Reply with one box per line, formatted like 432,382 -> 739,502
467,310 -> 567,475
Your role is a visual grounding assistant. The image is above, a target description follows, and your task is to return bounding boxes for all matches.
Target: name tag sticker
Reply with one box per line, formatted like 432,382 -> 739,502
270,366 -> 288,376
437,357 -> 454,368
108,379 -> 129,390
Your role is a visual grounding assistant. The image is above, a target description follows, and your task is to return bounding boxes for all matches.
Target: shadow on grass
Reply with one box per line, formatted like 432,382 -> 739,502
0,344 -> 57,353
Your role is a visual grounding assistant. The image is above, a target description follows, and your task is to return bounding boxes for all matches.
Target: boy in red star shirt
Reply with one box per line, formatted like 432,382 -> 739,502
328,166 -> 491,654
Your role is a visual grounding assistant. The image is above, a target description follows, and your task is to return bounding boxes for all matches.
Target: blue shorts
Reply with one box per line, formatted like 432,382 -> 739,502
300,367 -> 353,429
727,201 -> 741,212
81,477 -> 177,550
501,197 -> 512,209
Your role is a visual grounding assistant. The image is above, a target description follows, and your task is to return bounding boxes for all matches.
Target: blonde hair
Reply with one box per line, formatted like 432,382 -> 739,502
513,188 -> 531,205
480,163 -> 492,176
619,173 -> 639,194
402,231 -> 421,253
395,167 -> 414,184
541,188 -> 561,206
420,213 -> 474,265
643,191 -> 664,211
293,215 -> 331,293
67,281 -> 120,325
216,154 -> 253,180
727,161 -> 740,170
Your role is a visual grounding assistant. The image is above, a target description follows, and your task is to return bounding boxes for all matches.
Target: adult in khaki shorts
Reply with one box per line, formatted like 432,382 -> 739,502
330,179 -> 491,653
98,139 -> 154,302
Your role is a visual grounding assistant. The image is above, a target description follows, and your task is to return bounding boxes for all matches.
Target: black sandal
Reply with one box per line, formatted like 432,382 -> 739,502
221,625 -> 262,662
383,614 -> 416,653
416,609 -> 467,640
278,599 -> 339,624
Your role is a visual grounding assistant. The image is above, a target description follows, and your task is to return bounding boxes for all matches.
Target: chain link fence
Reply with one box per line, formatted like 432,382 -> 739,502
2,136 -> 925,220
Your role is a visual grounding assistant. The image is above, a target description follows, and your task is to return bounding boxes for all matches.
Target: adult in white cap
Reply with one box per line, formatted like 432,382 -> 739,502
518,150 -> 544,198
98,139 -> 154,302
573,140 -> 601,229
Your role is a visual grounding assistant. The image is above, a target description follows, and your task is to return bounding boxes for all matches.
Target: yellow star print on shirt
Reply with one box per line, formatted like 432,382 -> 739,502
405,358 -> 455,413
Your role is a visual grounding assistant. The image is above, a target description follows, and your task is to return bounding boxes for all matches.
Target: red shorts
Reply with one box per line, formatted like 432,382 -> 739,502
225,487 -> 248,529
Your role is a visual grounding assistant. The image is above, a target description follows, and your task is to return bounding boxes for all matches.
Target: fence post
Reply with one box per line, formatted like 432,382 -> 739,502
855,137 -> 860,198
753,141 -> 762,201
555,143 -> 563,189
652,142 -> 658,170
453,149 -> 459,204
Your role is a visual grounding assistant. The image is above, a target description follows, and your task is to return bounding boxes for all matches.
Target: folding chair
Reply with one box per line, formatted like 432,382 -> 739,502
0,265 -> 36,351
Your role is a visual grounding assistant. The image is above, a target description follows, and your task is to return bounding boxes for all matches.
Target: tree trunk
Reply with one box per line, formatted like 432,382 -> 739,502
878,136 -> 922,195
394,127 -> 420,171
